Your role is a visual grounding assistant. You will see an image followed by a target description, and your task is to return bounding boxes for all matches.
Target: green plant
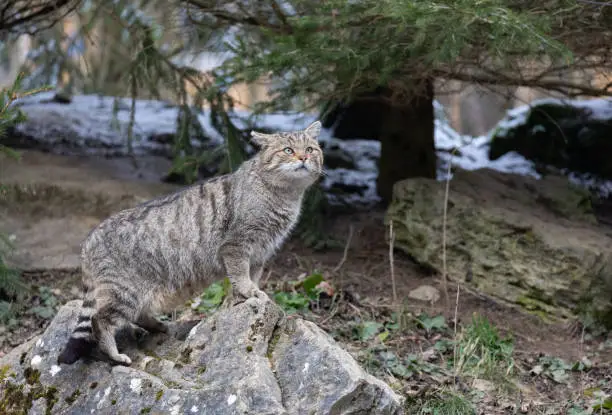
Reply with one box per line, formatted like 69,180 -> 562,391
29,286 -> 59,320
0,73 -> 50,323
0,235 -> 27,324
353,321 -> 384,342
273,272 -> 330,314
0,72 -> 51,157
405,390 -> 476,415
192,279 -> 230,314
453,314 -> 515,383
416,313 -> 448,335
530,355 -> 592,384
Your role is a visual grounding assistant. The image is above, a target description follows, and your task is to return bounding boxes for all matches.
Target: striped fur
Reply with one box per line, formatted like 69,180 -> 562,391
57,121 -> 324,366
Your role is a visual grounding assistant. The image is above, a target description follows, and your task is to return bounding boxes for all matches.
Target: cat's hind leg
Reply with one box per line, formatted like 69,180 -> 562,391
91,290 -> 140,365
135,311 -> 168,334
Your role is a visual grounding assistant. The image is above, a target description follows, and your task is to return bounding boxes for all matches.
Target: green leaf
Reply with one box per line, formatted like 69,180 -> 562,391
30,306 -> 56,319
550,368 -> 570,384
356,321 -> 383,341
273,291 -> 310,314
377,330 -> 390,343
301,272 -> 324,297
592,397 -> 612,411
195,281 -> 227,313
418,313 -> 447,333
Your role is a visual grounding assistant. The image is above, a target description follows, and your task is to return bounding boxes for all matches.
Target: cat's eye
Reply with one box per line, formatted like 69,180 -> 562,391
283,147 -> 294,155
305,146 -> 314,153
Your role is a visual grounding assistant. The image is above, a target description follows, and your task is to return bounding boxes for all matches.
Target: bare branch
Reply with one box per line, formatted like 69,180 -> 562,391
0,0 -> 82,37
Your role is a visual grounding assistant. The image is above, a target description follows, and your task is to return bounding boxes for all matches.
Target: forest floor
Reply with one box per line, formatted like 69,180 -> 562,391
1,150 -> 611,414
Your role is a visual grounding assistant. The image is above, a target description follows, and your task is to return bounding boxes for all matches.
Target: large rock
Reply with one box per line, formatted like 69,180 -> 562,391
489,99 -> 612,180
385,169 -> 612,329
0,299 -> 404,414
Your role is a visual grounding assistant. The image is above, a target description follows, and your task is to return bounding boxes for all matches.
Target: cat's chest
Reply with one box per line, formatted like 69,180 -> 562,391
248,207 -> 299,252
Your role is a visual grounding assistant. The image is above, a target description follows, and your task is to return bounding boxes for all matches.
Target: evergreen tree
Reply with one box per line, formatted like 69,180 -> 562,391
186,0 -> 612,202
2,0 -> 610,205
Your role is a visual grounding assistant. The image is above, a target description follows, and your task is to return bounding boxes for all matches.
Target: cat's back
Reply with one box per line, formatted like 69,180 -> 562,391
82,173 -> 235,255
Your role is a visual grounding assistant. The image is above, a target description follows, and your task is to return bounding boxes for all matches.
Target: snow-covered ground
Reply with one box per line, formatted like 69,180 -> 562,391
10,91 -> 612,205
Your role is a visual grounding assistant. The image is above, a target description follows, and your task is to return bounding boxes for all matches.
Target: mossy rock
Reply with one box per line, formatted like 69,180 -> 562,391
489,100 -> 612,179
385,169 -> 612,330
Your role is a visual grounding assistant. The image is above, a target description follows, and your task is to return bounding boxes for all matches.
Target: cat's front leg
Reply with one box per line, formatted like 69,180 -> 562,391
220,243 -> 268,302
250,263 -> 265,287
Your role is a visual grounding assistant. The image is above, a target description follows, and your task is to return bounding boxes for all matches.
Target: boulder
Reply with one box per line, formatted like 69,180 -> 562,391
489,99 -> 612,180
385,168 -> 612,329
0,298 -> 404,414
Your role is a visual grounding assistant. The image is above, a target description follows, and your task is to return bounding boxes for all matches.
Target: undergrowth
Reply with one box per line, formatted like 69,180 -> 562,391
0,73 -> 50,322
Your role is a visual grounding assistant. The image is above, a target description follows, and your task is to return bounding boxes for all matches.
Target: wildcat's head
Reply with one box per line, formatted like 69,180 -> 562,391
251,121 -> 324,185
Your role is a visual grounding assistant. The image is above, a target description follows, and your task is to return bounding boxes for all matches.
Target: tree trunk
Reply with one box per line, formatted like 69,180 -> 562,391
320,80 -> 436,205
377,80 -> 436,204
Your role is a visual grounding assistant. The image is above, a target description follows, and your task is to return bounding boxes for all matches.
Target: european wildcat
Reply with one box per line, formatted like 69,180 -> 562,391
57,121 -> 324,366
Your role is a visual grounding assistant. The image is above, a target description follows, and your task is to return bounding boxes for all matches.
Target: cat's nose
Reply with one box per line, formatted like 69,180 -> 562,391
297,154 -> 307,161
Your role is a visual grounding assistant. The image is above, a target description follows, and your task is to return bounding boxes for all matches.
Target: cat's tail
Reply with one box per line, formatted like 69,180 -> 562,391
57,291 -> 97,365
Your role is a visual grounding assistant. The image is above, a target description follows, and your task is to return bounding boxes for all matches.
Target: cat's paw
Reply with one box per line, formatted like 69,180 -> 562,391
232,282 -> 269,304
253,289 -> 270,301
110,353 -> 132,366
234,281 -> 260,299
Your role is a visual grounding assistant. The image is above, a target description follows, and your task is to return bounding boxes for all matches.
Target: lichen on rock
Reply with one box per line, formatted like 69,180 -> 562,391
0,297 -> 404,414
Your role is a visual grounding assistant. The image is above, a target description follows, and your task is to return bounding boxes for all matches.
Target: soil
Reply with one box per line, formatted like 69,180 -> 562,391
1,150 -> 611,414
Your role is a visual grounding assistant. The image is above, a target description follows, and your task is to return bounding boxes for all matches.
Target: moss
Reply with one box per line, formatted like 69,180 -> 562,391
266,324 -> 282,359
140,407 -> 152,414
179,347 -> 192,364
111,399 -> 117,405
246,345 -> 253,353
0,365 -> 12,381
0,381 -> 31,414
174,363 -> 183,369
89,381 -> 98,389
197,365 -> 207,376
65,388 -> 81,405
387,174 -> 611,326
0,377 -> 58,415
42,386 -> 58,415
24,367 -> 40,385
19,352 -> 26,366
155,389 -> 164,401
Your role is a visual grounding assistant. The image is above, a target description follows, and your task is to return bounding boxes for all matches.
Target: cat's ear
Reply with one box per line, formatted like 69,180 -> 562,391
250,130 -> 275,147
304,120 -> 322,140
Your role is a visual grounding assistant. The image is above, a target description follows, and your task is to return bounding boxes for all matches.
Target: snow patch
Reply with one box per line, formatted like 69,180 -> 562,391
35,339 -> 44,348
170,404 -> 181,415
12,92 -> 612,204
190,406 -> 199,413
227,394 -> 237,405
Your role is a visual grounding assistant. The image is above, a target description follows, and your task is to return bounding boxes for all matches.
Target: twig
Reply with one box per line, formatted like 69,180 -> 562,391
441,150 -> 455,307
452,282 -> 461,377
333,224 -> 354,273
388,220 -> 397,304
